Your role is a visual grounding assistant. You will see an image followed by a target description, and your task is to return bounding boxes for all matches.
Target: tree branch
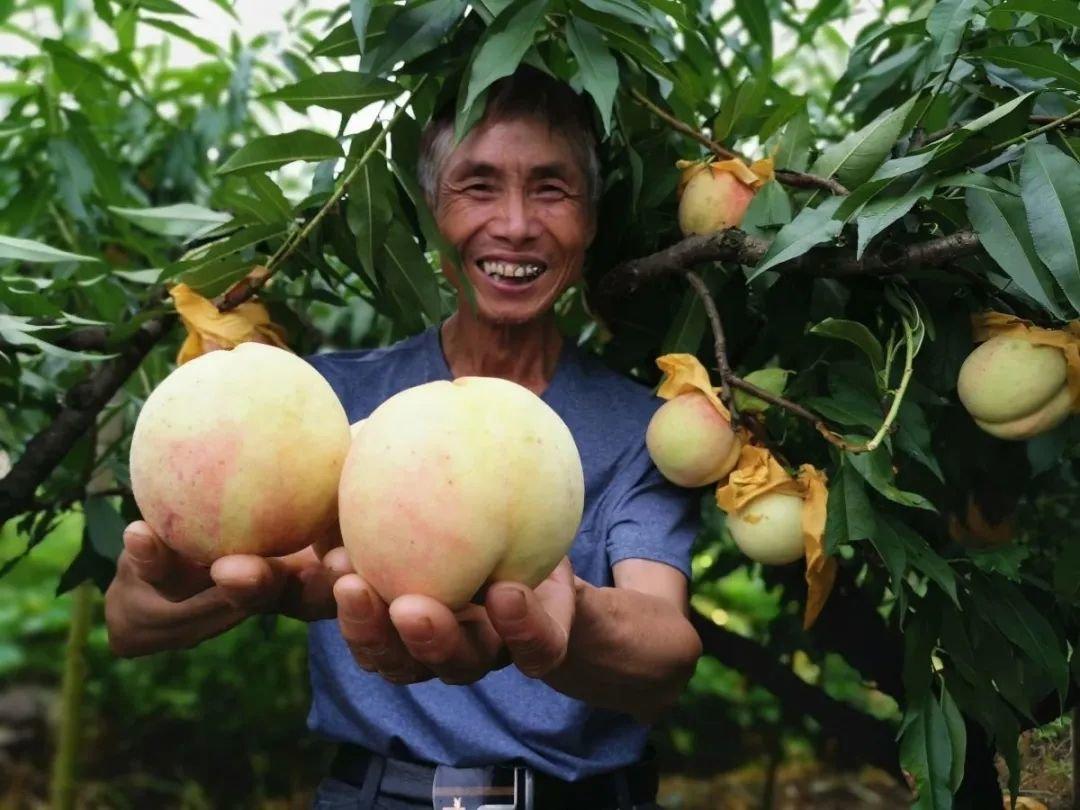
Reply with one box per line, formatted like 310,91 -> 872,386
690,609 -> 903,781
628,88 -> 849,196
680,268 -> 884,451
599,229 -> 983,297
685,271 -> 734,411
0,318 -> 168,526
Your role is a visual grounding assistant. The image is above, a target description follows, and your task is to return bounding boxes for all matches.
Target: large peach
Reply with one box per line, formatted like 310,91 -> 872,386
646,392 -> 740,487
727,492 -> 805,565
957,336 -> 1071,440
678,167 -> 756,236
130,343 -> 351,564
339,377 -> 584,608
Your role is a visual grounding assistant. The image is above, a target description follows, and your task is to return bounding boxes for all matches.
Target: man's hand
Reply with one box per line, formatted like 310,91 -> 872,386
105,520 -> 343,657
324,548 -> 576,685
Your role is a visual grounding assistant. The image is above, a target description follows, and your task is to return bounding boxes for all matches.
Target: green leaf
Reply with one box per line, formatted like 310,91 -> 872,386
713,77 -> 767,143
109,204 -> 232,238
925,0 -> 977,74
848,445 -> 938,512
883,517 -> 959,606
363,0 -> 467,76
380,222 -> 442,325
0,236 -> 97,264
823,461 -> 874,553
576,0 -> 654,28
966,187 -> 1067,317
456,0 -> 550,137
217,130 -> 344,175
995,0 -> 1080,27
565,18 -> 619,135
895,401 -> 944,482
733,368 -> 790,413
349,0 -> 374,54
855,175 -> 937,258
967,46 -> 1080,93
733,0 -> 772,63
0,315 -> 113,361
574,6 -> 675,81
346,144 -> 396,280
939,686 -> 967,793
388,160 -> 462,274
312,20 -> 364,58
262,73 -> 400,114
900,692 -> 955,810
810,95 -> 918,188
924,92 -> 1035,173
750,197 -> 843,278
660,289 -> 706,354
84,495 -> 124,561
1020,144 -> 1080,313
246,174 -> 294,223
772,105 -> 812,173
809,318 -> 884,371
971,575 -> 1069,700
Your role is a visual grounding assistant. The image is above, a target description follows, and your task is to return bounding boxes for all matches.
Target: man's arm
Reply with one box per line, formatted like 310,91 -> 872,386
489,559 -> 701,724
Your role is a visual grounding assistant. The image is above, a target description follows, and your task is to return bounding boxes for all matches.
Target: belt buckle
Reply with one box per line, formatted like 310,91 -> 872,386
432,764 -> 534,810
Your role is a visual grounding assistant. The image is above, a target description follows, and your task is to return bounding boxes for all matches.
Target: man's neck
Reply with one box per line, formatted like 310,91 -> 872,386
440,310 -> 563,396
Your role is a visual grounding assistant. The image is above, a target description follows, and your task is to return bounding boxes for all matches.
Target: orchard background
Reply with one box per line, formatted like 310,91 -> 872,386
2,0 -> 1080,807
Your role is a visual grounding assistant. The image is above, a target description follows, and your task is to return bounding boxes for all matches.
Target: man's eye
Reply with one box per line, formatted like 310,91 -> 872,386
536,185 -> 568,199
465,183 -> 493,194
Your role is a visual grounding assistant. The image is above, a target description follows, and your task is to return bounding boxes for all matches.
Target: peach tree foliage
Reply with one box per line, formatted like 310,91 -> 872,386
1,0 -> 1079,804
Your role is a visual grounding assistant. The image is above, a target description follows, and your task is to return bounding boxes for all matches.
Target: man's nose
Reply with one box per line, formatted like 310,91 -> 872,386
489,190 -> 540,242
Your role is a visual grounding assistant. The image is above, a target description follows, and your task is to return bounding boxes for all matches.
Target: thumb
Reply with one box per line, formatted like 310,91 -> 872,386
210,555 -> 287,613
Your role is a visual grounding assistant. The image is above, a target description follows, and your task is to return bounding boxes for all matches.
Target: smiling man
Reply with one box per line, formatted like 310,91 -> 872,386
105,67 -> 702,810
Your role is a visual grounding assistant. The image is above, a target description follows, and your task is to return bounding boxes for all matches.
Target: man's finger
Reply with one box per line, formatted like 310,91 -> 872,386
487,583 -> 571,678
389,595 -> 502,684
210,555 -> 286,613
123,521 -> 213,601
333,575 -> 429,683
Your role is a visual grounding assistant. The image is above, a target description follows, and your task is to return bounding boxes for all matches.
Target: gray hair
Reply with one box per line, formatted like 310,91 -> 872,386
417,66 -> 601,209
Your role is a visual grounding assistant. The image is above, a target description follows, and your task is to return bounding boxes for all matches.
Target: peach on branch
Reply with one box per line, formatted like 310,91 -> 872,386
726,492 -> 805,565
957,336 -> 1071,440
338,377 -> 585,609
646,392 -> 740,487
676,158 -> 772,237
129,343 -> 351,564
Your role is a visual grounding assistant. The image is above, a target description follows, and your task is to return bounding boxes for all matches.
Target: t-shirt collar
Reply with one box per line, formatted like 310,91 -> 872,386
427,321 -> 573,403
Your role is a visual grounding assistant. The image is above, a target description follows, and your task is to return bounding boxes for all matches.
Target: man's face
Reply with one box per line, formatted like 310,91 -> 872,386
434,117 -> 596,326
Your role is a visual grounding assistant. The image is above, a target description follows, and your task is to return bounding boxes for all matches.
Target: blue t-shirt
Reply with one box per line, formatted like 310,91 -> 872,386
305,325 -> 700,781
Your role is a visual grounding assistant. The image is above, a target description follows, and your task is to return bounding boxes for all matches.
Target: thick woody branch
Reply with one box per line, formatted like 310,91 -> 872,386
0,318 -> 168,526
600,229 -> 983,297
628,88 -> 849,196
690,609 -> 902,781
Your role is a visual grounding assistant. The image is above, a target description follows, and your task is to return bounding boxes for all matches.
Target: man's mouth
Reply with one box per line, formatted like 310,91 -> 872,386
477,259 -> 548,285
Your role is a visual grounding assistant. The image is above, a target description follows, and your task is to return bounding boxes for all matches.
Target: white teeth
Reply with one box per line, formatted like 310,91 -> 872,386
479,260 -> 545,280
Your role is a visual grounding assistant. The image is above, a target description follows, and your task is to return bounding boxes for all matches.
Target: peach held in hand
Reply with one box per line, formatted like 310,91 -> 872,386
957,336 -> 1071,440
646,392 -> 740,487
129,343 -> 351,564
339,377 -> 585,609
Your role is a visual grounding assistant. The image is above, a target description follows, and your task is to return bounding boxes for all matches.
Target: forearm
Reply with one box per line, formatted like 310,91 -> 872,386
541,582 -> 702,723
104,572 -> 248,657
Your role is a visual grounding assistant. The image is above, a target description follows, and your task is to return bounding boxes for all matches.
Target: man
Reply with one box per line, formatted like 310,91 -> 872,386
105,67 -> 703,809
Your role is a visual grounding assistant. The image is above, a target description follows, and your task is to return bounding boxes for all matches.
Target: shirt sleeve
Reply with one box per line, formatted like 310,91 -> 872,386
602,445 -> 702,579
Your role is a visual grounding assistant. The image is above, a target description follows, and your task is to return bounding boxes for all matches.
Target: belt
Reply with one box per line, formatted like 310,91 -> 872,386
328,743 -> 659,809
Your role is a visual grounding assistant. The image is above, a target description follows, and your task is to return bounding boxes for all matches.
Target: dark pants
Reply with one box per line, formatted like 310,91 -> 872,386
312,746 -> 665,810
